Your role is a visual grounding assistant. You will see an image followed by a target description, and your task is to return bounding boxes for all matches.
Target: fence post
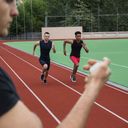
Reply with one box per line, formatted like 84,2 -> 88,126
117,8 -> 119,31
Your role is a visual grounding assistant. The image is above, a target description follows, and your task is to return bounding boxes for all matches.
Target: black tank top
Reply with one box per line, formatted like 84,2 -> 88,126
39,40 -> 52,60
70,40 -> 83,58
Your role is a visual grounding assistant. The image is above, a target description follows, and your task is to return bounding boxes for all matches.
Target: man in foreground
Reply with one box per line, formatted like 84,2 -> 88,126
0,0 -> 111,127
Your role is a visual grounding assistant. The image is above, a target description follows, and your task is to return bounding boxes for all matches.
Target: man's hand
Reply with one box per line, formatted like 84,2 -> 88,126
86,49 -> 89,53
83,57 -> 111,87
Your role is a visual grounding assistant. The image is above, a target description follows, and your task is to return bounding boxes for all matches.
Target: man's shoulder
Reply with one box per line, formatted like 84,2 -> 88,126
48,40 -> 52,43
73,40 -> 83,44
0,68 -> 10,83
0,68 -> 17,91
48,40 -> 52,45
80,40 -> 84,43
0,68 -> 20,116
73,39 -> 77,44
40,40 -> 44,43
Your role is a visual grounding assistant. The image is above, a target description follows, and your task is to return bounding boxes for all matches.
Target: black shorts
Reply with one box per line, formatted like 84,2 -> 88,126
39,59 -> 50,70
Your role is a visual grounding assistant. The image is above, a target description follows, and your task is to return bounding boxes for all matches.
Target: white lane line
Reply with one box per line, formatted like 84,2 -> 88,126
51,61 -> 128,94
95,102 -> 128,124
51,52 -> 128,92
55,51 -> 128,69
0,55 -> 61,124
1,47 -> 128,124
106,82 -> 128,93
3,44 -> 128,93
110,63 -> 128,69
81,56 -> 128,69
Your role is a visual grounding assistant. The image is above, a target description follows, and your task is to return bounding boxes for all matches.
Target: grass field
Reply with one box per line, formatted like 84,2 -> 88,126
6,39 -> 128,89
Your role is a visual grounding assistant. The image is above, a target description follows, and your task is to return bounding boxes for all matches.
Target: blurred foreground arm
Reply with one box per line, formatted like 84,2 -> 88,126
57,58 -> 111,128
0,57 -> 110,128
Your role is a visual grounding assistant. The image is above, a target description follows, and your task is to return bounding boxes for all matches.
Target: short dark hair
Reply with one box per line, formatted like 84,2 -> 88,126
75,31 -> 81,36
44,32 -> 50,35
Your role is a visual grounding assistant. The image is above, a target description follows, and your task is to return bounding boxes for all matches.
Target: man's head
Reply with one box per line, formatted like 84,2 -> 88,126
75,31 -> 82,41
43,32 -> 50,41
0,0 -> 19,36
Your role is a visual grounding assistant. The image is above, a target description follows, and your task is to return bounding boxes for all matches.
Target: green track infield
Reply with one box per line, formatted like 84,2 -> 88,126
6,39 -> 128,89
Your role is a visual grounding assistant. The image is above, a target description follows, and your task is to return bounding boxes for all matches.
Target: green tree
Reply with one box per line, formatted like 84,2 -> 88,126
9,0 -> 128,35
10,0 -> 46,35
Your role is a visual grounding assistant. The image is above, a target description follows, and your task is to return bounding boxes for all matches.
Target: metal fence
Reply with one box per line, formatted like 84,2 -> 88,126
1,1 -> 128,40
45,13 -> 128,32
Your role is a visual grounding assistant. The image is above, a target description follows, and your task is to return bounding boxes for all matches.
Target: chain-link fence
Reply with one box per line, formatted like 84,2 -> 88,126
1,1 -> 128,40
45,13 -> 128,32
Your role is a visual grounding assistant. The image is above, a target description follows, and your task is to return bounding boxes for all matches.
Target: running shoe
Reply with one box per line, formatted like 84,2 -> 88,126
43,79 -> 47,84
70,75 -> 76,82
40,74 -> 44,81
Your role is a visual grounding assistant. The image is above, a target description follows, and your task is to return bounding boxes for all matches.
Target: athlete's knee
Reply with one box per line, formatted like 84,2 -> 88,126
43,64 -> 48,69
75,64 -> 79,67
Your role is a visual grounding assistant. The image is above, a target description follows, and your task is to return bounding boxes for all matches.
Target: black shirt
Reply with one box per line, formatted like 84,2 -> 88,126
70,40 -> 83,58
39,40 -> 52,61
0,68 -> 20,116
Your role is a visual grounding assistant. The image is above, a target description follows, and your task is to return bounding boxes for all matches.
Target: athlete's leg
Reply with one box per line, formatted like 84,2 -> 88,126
43,61 -> 50,83
43,64 -> 48,72
72,63 -> 79,76
70,56 -> 80,82
40,64 -> 48,81
39,59 -> 48,81
43,70 -> 48,83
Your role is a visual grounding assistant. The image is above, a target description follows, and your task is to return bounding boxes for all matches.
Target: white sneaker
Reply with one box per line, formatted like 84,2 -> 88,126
70,75 -> 76,82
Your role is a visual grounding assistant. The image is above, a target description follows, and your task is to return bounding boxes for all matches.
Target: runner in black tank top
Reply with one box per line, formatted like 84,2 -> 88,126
39,39 -> 52,68
33,32 -> 56,84
70,40 -> 83,58
63,31 -> 89,82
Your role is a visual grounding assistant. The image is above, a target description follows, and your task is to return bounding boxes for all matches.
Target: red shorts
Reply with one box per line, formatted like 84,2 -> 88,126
70,56 -> 80,65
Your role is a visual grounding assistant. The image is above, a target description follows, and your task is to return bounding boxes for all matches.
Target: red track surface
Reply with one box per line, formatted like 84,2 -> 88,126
0,41 -> 128,128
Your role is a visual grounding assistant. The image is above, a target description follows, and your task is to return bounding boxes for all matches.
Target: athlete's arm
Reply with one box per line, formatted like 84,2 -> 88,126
33,41 -> 40,56
82,43 -> 89,53
52,42 -> 56,53
63,40 -> 73,56
57,58 -> 111,128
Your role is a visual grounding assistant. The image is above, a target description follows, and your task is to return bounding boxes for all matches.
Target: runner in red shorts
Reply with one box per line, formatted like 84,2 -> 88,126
63,31 -> 89,82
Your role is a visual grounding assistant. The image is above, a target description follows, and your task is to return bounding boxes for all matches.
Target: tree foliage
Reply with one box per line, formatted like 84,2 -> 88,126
10,0 -> 128,34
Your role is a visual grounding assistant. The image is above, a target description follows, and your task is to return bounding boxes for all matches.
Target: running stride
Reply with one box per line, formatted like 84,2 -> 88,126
63,31 -> 89,82
33,32 -> 56,84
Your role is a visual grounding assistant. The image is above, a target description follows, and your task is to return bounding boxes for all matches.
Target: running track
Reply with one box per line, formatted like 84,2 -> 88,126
0,41 -> 128,128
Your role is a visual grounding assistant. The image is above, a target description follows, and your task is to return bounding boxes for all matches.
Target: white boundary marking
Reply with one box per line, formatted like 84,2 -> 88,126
0,55 -> 61,124
51,61 -> 128,93
3,44 -> 128,93
53,51 -> 128,69
81,56 -> 128,69
106,81 -> 128,93
1,47 -> 128,124
4,43 -> 128,92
